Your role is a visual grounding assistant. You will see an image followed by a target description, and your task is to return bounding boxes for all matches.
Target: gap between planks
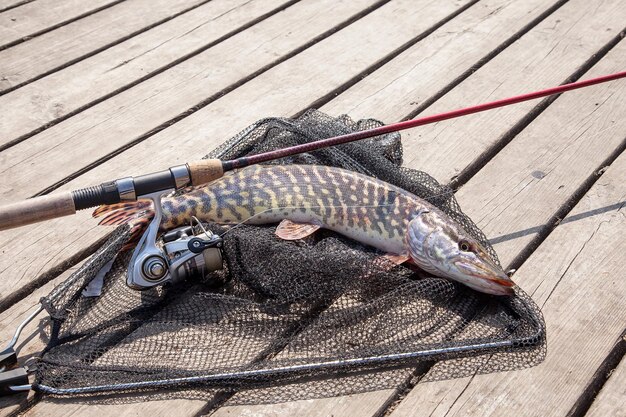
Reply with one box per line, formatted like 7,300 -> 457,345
569,331 -> 626,417
583,333 -> 626,417
0,0 -> 125,51
0,0 -> 34,14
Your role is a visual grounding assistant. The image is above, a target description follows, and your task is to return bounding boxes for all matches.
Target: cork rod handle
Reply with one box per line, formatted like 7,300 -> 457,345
0,192 -> 76,231
187,159 -> 224,186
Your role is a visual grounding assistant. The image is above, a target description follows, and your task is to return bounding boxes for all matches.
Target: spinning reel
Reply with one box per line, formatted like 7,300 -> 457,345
127,190 -> 224,290
0,188 -> 226,394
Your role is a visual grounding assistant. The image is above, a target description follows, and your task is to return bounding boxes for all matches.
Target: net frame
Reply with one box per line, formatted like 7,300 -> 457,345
30,110 -> 546,400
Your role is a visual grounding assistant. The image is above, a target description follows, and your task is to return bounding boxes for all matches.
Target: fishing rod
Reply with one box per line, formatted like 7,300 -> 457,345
1,70 -> 624,387
0,70 -> 624,232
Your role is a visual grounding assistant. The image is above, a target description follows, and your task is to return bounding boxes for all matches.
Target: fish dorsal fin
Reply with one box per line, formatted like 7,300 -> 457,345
275,219 -> 320,240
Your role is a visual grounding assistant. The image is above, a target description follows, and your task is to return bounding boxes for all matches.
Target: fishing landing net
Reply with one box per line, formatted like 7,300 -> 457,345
32,110 -> 545,403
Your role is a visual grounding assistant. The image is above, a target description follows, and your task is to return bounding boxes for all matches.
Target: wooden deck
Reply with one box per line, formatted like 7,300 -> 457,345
0,0 -> 624,415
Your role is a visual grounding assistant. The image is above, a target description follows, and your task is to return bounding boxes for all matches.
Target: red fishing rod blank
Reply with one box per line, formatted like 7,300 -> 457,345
224,70 -> 626,170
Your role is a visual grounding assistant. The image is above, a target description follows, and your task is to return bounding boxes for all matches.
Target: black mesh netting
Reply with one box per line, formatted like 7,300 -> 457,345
32,110 -> 545,403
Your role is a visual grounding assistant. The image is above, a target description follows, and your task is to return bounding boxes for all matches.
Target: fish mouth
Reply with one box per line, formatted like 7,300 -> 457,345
454,259 -> 516,296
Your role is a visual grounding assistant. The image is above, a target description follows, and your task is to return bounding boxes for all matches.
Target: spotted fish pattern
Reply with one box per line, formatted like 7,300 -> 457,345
95,164 -> 516,295
159,165 -> 433,256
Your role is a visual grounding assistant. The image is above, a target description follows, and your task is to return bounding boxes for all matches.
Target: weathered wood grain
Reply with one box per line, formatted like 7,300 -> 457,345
0,0 -> 31,14
391,129 -> 626,417
0,0 -> 118,48
0,0 -> 388,306
1,1 -> 624,416
0,0 -> 212,93
212,6 -> 626,415
0,0 -> 284,141
322,0 -> 561,121
329,0 -> 624,188
0,0 -> 388,201
455,38 -> 626,267
586,346 -> 626,417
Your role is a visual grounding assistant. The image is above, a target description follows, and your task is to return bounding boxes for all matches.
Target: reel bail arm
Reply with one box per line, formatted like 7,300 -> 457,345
127,190 -> 224,290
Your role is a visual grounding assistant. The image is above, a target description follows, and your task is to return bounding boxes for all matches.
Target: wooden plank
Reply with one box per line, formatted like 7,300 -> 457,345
0,0 -> 211,93
391,136 -> 626,417
0,264 -> 81,416
321,0 -> 560,121
0,0 -> 286,138
0,0 -> 118,48
586,347 -> 626,417
454,45 -> 626,267
0,0 -> 32,14
325,0 -> 626,266
0,0 -> 389,306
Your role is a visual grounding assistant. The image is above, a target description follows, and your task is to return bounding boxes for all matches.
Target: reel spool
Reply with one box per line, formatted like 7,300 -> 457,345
127,190 -> 224,290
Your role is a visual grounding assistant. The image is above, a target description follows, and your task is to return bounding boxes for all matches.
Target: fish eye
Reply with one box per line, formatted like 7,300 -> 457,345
459,240 -> 472,252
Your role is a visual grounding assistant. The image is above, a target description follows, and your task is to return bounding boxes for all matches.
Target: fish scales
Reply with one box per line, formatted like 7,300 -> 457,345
160,165 -> 417,254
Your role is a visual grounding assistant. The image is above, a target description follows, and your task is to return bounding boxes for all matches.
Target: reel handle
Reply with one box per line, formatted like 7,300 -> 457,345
0,192 -> 75,231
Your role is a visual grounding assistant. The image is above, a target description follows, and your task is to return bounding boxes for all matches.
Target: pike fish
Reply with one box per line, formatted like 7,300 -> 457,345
95,164 -> 515,295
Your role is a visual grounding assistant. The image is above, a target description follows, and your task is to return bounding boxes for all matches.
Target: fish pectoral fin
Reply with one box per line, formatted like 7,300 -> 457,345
382,253 -> 411,265
372,253 -> 411,271
381,253 -> 411,265
275,219 -> 321,240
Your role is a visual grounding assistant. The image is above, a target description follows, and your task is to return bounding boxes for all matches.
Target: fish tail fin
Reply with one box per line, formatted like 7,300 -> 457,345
93,200 -> 154,250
